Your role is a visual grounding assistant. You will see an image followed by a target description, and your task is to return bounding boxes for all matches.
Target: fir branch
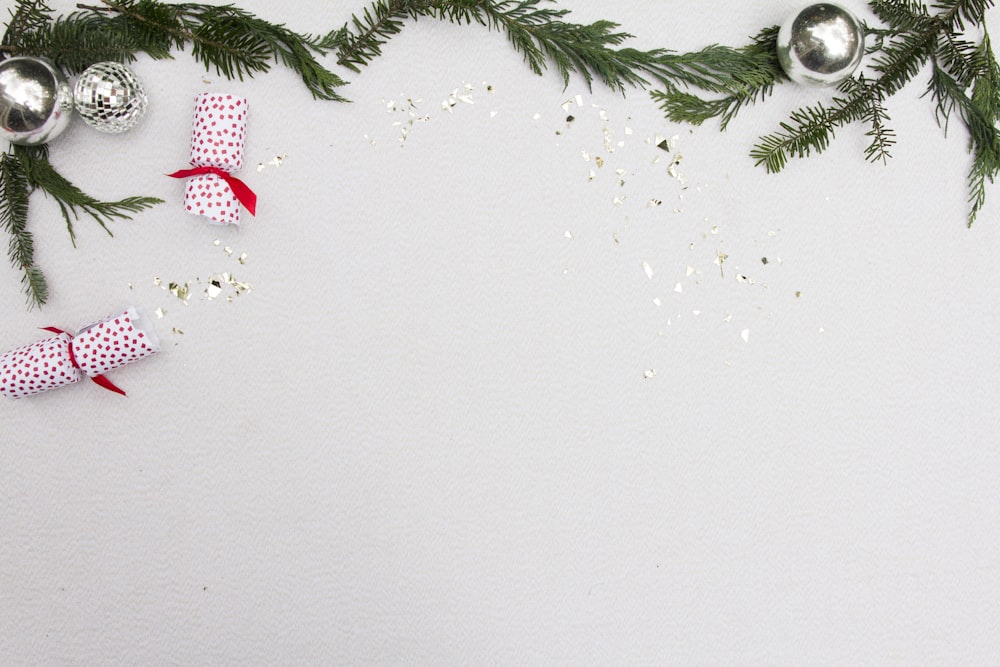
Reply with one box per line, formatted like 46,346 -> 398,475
650,26 -> 784,129
0,151 -> 47,308
335,0 -> 674,93
82,0 -> 350,101
966,31 -> 1000,225
333,0 -> 420,73
14,145 -> 162,246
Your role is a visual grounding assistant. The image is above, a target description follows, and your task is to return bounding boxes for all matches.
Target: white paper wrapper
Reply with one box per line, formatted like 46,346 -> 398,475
0,306 -> 160,399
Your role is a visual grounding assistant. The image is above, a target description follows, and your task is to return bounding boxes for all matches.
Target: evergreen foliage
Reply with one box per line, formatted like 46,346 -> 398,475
652,0 -> 999,226
0,0 -> 998,306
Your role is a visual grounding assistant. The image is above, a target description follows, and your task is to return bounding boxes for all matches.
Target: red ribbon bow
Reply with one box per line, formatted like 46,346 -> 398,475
167,165 -> 257,216
41,327 -> 127,397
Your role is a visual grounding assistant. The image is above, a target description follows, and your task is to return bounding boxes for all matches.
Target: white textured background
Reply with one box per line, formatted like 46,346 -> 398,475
2,1 -> 1000,663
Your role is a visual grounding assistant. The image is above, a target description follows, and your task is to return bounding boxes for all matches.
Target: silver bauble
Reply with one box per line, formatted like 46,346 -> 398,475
777,3 -> 865,86
0,56 -> 74,146
73,62 -> 148,133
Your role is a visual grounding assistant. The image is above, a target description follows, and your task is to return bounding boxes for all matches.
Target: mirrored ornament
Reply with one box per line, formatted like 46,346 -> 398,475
777,3 -> 865,86
73,62 -> 148,133
0,56 -> 74,146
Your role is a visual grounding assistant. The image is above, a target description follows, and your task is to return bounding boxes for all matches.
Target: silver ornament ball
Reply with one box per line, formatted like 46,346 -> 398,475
73,61 -> 148,133
0,56 -> 74,146
777,3 -> 865,86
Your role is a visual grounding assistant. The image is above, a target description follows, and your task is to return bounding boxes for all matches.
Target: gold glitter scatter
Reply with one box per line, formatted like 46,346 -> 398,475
127,282 -> 134,290
647,198 -> 662,207
532,112 -> 541,120
213,239 -> 221,246
741,328 -> 750,343
581,150 -> 590,162
238,253 -> 248,265
486,84 -> 495,92
710,225 -> 719,235
256,162 -> 265,172
565,230 -> 574,239
588,169 -> 597,181
796,291 -> 803,298
686,265 -> 696,277
643,369 -> 656,379
643,261 -> 654,280
613,195 -> 626,205
595,156 -> 604,168
155,308 -> 165,319
172,327 -> 184,335
268,155 -> 285,168
723,313 -> 733,322
674,282 -> 683,293
761,257 -> 769,265
736,274 -> 754,285
692,310 -> 701,317
153,277 -> 162,287
490,111 -> 498,118
653,298 -> 662,307
224,246 -> 233,257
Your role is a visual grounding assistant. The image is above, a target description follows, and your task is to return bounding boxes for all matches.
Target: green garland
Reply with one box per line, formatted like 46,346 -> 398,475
0,0 -> 997,309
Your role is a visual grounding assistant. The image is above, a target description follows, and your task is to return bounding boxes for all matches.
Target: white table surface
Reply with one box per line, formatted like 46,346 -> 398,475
3,0 -> 1000,663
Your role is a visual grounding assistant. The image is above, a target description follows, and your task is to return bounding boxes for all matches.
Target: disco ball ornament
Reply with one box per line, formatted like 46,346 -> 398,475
0,56 -> 74,146
777,3 -> 865,86
73,61 -> 148,133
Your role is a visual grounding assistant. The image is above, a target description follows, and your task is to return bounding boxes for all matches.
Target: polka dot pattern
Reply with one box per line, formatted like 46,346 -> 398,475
183,93 -> 249,227
0,307 -> 160,400
73,308 -> 160,378
0,333 -> 82,399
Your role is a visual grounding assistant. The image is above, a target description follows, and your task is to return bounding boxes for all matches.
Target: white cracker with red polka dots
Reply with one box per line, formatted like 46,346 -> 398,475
0,307 -> 160,399
184,93 -> 248,226
0,332 -> 82,399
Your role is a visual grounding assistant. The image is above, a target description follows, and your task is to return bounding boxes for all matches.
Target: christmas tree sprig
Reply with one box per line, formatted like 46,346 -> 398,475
333,0 -> 671,93
651,0 -> 1000,227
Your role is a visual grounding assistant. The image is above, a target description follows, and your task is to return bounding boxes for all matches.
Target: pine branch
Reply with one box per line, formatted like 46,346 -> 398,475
966,31 -> 1000,225
334,0 -> 423,73
650,27 -> 784,129
83,0 -> 350,101
0,151 -> 48,308
335,0 -> 674,93
14,145 -> 162,246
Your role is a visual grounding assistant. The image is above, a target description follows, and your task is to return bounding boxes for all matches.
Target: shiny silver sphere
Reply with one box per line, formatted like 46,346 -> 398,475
777,3 -> 865,86
74,62 -> 148,133
0,56 -> 74,145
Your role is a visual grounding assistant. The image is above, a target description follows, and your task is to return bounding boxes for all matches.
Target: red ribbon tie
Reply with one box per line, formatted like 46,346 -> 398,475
168,165 -> 257,216
41,327 -> 127,396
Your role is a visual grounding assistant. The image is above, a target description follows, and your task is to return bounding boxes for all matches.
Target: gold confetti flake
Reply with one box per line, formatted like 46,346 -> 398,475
643,261 -> 654,280
643,369 -> 656,379
686,265 -> 696,277
741,328 -> 750,343
565,230 -> 574,239
674,282 -> 683,293
172,327 -> 184,335
653,297 -> 662,307
155,308 -> 165,319
168,281 -> 191,303
595,156 -> 604,167
238,253 -> 248,265
647,198 -> 662,207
